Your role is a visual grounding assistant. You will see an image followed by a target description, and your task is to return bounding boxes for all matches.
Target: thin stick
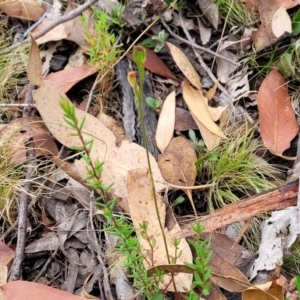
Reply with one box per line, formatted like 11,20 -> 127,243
161,18 -> 240,66
0,103 -> 36,107
9,84 -> 36,281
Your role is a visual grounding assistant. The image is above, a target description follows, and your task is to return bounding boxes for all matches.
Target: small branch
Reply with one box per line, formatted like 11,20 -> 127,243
8,141 -> 36,281
179,180 -> 298,237
0,103 -> 36,108
8,84 -> 36,281
1,0 -> 97,53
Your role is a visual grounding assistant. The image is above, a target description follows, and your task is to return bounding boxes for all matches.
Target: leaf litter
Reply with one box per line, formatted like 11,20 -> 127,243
1,0 -> 300,299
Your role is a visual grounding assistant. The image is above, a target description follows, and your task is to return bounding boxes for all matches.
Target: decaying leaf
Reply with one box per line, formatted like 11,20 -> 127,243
250,206 -> 300,281
0,116 -> 58,164
166,42 -> 202,89
156,91 -> 176,153
271,6 -> 292,38
0,0 -> 46,21
197,0 -> 219,30
210,252 -> 250,293
243,280 -> 284,300
182,79 -> 226,138
127,168 -> 193,292
158,137 -> 197,188
257,69 -> 298,156
158,136 -> 198,214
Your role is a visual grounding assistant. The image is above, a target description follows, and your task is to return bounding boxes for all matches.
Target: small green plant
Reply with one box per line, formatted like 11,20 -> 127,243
146,96 -> 162,111
185,223 -> 212,298
110,4 -> 125,27
216,0 -> 255,28
141,30 -> 169,52
80,8 -> 122,114
195,125 -> 282,211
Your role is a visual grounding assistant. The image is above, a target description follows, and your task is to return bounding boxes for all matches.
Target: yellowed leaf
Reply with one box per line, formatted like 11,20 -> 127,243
182,79 -> 226,138
166,42 -> 201,89
127,168 -> 193,292
206,81 -> 218,101
208,106 -> 227,122
156,91 -> 176,153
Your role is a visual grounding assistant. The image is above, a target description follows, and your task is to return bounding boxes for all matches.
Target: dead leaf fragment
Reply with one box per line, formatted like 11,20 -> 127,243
257,69 -> 298,156
27,36 -> 42,86
271,6 -> 292,38
127,168 -> 193,292
174,108 -> 198,131
166,42 -> 201,89
156,91 -> 176,152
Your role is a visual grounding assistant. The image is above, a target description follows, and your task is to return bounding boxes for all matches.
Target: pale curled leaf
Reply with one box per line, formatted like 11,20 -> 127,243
127,168 -> 193,292
156,91 -> 176,153
166,42 -> 201,89
272,6 -> 292,38
182,79 -> 226,138
257,69 -> 298,156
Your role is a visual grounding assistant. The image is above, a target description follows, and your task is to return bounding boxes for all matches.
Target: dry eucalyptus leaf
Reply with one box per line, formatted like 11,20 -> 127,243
127,168 -> 193,292
182,79 -> 226,138
166,42 -> 202,89
28,36 -> 42,86
156,91 -> 176,153
257,69 -> 298,156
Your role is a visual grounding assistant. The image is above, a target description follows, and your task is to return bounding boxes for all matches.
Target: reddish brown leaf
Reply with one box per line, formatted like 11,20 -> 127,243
0,281 -> 84,300
127,48 -> 178,80
45,65 -> 97,93
257,69 -> 298,156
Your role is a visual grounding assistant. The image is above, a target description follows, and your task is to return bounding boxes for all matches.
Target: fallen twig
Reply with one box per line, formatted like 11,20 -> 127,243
179,180 -> 298,237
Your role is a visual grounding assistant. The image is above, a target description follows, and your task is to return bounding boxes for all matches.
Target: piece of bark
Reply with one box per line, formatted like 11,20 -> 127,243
179,180 -> 298,237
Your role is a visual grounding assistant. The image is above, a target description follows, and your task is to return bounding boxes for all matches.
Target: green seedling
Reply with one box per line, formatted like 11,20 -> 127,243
292,8 -> 300,36
146,97 -> 162,111
141,30 -> 169,52
185,223 -> 212,298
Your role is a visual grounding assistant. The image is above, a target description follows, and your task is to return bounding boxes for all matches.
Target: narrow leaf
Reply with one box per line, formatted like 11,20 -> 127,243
166,42 -> 202,89
156,91 -> 176,153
